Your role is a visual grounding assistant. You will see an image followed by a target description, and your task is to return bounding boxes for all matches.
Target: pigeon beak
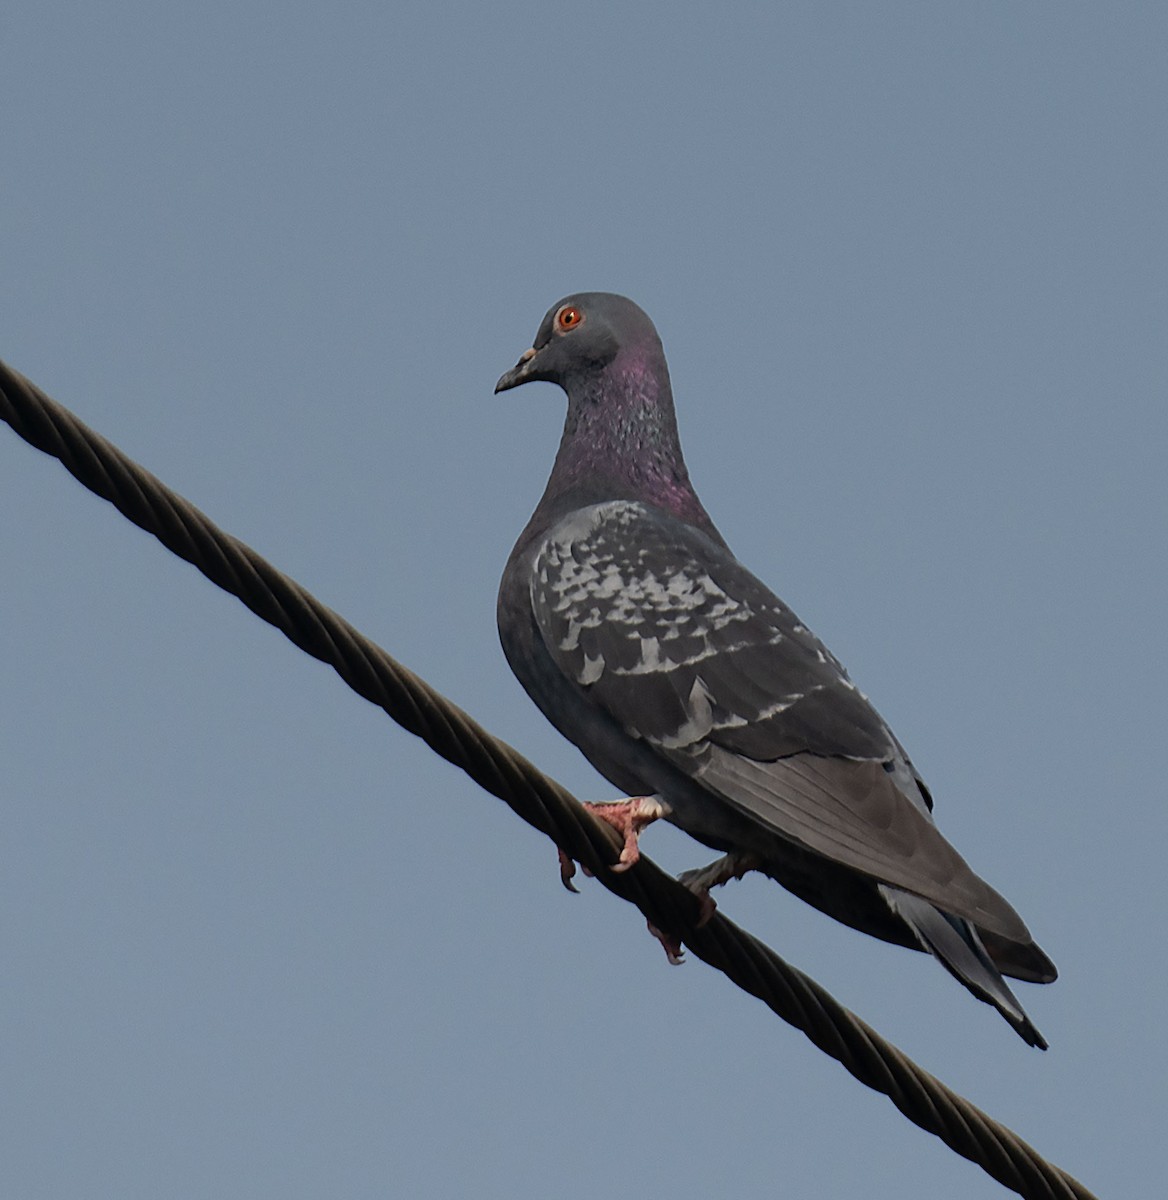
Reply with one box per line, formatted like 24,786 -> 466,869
494,347 -> 539,394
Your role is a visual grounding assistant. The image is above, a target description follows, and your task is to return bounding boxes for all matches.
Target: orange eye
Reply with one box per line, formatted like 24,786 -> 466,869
555,304 -> 584,331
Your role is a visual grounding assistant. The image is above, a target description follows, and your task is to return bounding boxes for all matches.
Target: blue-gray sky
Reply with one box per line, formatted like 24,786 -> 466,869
2,4 -> 1163,1197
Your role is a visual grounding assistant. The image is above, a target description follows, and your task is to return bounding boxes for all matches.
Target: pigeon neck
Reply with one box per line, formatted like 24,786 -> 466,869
540,346 -> 722,539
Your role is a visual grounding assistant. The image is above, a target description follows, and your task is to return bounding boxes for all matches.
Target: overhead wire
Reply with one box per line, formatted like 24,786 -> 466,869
1,358 -> 1097,1200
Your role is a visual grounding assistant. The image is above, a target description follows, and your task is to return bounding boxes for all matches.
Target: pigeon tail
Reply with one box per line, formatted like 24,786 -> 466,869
881,886 -> 1048,1049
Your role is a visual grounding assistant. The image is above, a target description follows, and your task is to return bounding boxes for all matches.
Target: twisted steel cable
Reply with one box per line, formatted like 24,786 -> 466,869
1,358 -> 1096,1200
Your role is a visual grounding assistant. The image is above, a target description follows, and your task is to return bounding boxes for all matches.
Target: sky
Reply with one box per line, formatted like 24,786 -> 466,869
2,4 -> 1164,1197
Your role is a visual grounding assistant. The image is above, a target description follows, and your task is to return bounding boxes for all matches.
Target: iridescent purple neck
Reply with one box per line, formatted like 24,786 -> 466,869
537,341 -> 723,541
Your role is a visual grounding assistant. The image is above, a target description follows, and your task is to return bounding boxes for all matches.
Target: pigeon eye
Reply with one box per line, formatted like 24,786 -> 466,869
555,305 -> 584,332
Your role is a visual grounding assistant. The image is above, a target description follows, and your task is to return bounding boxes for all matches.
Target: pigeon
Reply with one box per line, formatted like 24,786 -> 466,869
495,292 -> 1056,1048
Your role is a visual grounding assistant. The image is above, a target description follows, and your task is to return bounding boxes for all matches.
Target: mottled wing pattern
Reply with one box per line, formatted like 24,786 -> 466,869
530,500 -> 894,763
529,500 -> 1028,939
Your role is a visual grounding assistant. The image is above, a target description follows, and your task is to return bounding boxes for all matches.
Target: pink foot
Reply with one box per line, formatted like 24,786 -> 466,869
591,796 -> 670,871
646,853 -> 761,964
645,893 -> 717,966
677,852 -> 761,895
557,796 -> 669,886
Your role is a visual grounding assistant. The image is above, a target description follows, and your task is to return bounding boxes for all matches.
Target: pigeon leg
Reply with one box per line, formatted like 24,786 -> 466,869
647,852 -> 763,964
557,796 -> 669,889
591,796 -> 670,871
678,851 -> 761,895
577,796 -> 669,871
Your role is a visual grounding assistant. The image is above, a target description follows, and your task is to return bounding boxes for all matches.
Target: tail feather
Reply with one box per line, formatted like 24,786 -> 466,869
880,885 -> 1048,1050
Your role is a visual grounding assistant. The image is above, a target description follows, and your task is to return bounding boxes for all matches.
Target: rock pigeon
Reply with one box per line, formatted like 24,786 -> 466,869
495,292 -> 1056,1048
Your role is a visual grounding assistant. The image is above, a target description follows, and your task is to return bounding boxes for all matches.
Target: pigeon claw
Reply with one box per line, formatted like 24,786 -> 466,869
558,848 -> 580,893
644,852 -> 761,963
647,920 -> 686,965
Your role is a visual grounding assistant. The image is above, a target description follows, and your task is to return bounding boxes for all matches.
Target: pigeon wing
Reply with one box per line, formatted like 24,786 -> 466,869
530,499 -> 1030,942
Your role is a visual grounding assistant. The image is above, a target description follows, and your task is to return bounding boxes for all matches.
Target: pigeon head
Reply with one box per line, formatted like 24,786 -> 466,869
496,293 -> 721,538
494,292 -> 660,396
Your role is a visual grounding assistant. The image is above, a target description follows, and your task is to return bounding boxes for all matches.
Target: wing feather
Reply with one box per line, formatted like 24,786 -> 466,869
529,500 -> 1029,940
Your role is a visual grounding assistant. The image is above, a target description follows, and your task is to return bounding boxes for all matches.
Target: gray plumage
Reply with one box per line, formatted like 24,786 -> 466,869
495,293 -> 1056,1047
